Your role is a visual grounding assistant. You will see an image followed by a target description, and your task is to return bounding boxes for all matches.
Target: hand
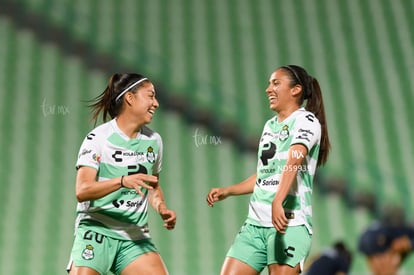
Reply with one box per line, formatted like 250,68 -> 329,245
121,174 -> 158,196
206,187 -> 229,207
159,206 -> 176,230
272,201 -> 288,233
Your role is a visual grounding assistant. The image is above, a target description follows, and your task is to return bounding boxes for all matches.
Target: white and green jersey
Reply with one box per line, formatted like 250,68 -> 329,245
74,119 -> 162,241
246,108 -> 321,234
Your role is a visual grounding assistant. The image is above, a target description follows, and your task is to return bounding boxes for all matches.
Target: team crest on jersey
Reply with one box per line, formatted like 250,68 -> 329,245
82,244 -> 94,260
279,125 -> 289,141
146,146 -> 155,163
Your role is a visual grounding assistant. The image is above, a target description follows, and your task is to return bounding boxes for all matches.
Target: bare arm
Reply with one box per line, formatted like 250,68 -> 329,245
272,144 -> 307,233
148,174 -> 166,211
148,174 -> 176,230
75,166 -> 158,202
206,173 -> 256,207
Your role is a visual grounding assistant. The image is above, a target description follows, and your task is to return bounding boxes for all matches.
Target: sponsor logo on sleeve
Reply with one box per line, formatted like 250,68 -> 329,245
296,128 -> 314,142
92,153 -> 100,162
78,149 -> 92,158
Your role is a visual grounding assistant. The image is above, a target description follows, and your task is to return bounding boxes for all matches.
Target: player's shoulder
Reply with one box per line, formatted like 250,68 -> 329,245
141,126 -> 162,141
83,120 -> 113,141
264,116 -> 276,126
290,109 -> 320,135
295,108 -> 320,124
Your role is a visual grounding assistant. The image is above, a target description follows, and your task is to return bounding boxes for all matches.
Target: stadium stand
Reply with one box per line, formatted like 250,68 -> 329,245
0,0 -> 413,274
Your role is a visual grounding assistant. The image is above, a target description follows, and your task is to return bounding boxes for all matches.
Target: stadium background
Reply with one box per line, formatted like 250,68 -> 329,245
0,0 -> 413,274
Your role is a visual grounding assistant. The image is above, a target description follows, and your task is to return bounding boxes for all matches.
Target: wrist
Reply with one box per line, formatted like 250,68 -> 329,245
273,197 -> 284,206
223,186 -> 232,197
157,201 -> 167,213
120,176 -> 125,188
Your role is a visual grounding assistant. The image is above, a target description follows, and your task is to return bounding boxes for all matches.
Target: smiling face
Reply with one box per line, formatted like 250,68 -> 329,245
266,68 -> 302,113
126,81 -> 159,125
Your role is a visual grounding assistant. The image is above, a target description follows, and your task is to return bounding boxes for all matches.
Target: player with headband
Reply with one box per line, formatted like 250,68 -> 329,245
67,73 -> 176,275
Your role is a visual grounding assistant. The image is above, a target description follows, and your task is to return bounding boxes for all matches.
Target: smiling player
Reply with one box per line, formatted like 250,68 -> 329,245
67,73 -> 176,275
207,65 -> 330,275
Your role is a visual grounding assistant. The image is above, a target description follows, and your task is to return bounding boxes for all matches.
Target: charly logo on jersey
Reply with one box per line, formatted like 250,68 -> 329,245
112,151 -> 122,162
279,125 -> 289,141
82,244 -> 94,260
284,246 -> 296,258
86,133 -> 96,140
111,150 -> 146,163
146,146 -> 155,163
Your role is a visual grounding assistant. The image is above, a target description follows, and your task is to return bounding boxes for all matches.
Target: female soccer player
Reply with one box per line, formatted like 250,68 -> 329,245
207,65 -> 330,275
67,73 -> 176,275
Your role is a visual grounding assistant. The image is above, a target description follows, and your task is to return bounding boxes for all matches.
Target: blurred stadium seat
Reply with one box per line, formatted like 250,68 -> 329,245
0,0 -> 413,274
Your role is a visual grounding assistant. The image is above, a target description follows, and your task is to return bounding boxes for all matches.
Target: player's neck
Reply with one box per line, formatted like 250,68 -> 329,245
276,105 -> 300,122
115,115 -> 143,139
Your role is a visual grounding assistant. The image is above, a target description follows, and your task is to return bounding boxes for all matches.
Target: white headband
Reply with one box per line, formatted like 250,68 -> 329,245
115,78 -> 148,102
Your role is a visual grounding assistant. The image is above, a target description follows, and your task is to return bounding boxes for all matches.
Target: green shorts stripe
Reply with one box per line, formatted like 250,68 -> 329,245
67,226 -> 158,275
226,223 -> 311,272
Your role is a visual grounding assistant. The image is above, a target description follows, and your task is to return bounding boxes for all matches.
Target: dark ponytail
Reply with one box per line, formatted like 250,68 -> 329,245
281,65 -> 331,167
305,77 -> 330,166
88,73 -> 148,125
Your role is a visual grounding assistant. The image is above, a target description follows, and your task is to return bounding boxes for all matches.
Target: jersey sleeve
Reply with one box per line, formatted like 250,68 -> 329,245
291,113 -> 321,151
152,133 -> 163,174
76,132 -> 101,170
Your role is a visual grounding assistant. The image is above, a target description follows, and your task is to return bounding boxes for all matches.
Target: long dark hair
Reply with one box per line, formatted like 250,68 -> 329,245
280,65 -> 331,166
88,73 -> 149,125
